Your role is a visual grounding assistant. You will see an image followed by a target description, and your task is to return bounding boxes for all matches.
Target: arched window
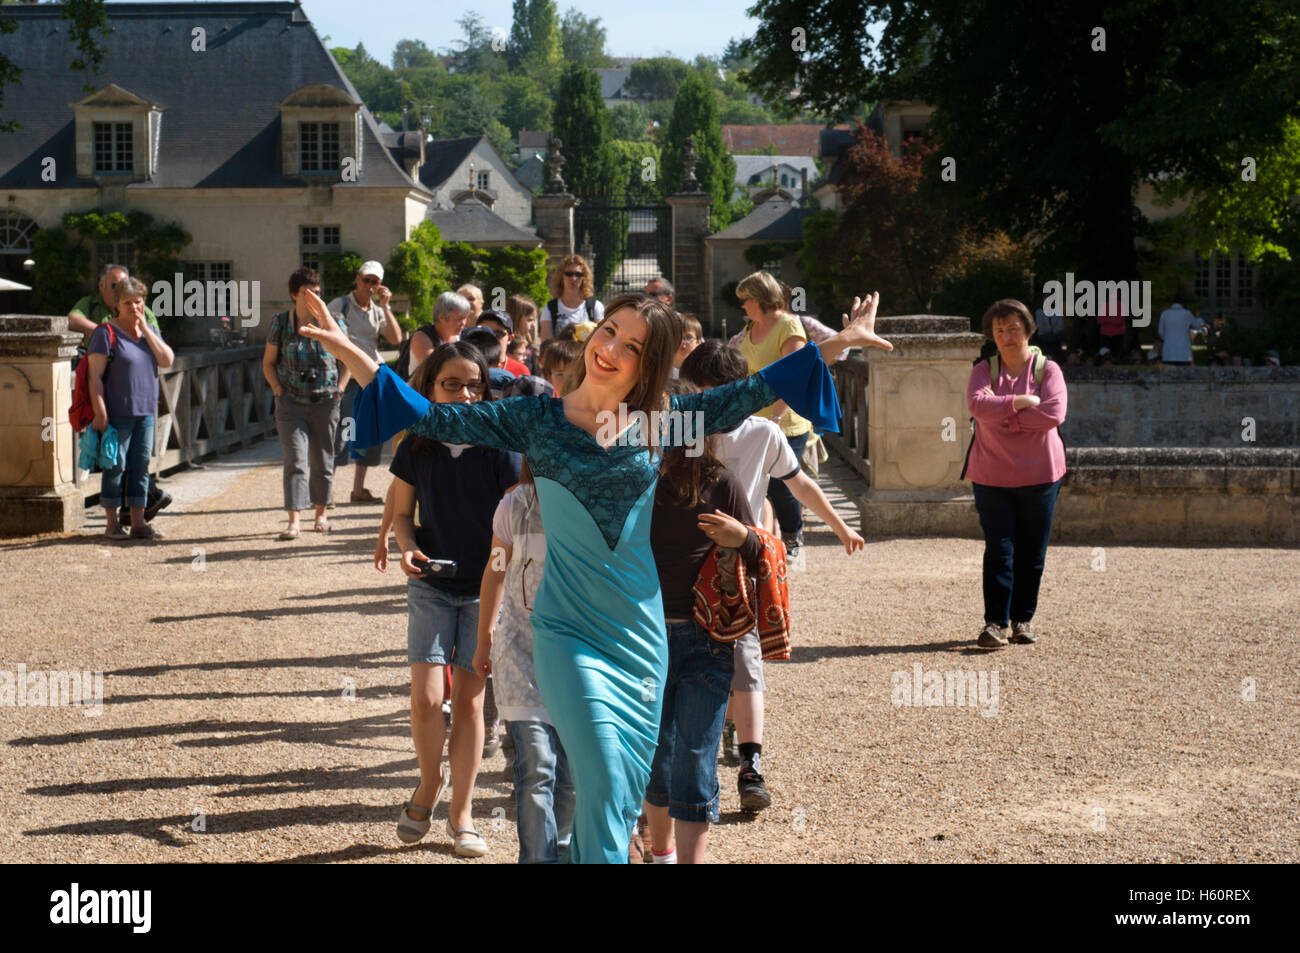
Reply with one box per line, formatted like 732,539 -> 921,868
0,210 -> 37,253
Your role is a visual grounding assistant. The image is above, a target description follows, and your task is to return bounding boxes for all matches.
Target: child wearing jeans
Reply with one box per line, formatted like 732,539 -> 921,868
473,464 -> 575,863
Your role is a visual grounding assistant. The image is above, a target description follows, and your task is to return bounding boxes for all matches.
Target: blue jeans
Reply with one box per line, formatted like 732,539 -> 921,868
406,580 -> 479,673
100,415 -> 154,509
766,431 -> 809,537
508,720 -> 575,864
972,480 -> 1061,626
643,620 -> 735,823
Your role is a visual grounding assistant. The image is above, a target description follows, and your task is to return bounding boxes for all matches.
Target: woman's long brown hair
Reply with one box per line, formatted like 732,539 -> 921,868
563,293 -> 682,421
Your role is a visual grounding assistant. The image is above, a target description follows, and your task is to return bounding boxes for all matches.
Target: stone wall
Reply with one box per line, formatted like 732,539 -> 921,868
1062,365 -> 1300,447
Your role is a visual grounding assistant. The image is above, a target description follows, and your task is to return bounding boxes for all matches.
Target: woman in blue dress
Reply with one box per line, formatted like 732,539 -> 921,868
300,290 -> 891,863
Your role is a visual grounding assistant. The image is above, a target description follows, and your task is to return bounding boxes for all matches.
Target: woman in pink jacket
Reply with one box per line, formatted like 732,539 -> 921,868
965,299 -> 1068,649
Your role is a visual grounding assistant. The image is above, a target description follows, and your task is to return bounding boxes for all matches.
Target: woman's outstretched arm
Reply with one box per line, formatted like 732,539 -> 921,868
673,292 -> 892,439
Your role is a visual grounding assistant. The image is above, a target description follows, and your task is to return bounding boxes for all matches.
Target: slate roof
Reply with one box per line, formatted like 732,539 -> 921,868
418,136 -> 482,192
514,153 -> 545,192
0,2 -> 420,191
517,129 -> 550,150
732,155 -> 819,187
594,68 -> 631,100
425,197 -> 540,246
708,197 -> 815,242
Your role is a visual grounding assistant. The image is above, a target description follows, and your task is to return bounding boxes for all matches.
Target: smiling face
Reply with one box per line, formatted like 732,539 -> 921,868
584,309 -> 646,396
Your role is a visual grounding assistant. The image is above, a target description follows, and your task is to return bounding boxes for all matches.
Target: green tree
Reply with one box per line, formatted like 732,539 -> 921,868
741,0 -> 1300,282
391,38 -> 440,70
559,8 -> 611,67
432,75 -> 512,157
508,0 -> 562,80
552,63 -> 615,196
498,73 -> 553,139
608,102 -> 650,142
660,71 -> 737,230
624,57 -> 691,102
3,0 -> 111,132
387,222 -> 453,320
446,12 -> 507,75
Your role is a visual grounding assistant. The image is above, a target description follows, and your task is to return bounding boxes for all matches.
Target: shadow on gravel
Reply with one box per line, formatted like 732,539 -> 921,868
788,640 -> 971,662
107,649 -> 404,677
157,539 -> 375,564
9,709 -> 408,749
23,801 -> 416,846
150,597 -> 404,624
99,682 -> 409,706
29,757 -> 417,798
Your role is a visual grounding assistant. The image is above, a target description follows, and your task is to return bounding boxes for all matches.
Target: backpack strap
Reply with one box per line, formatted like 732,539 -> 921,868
547,299 -> 559,325
585,296 -> 597,321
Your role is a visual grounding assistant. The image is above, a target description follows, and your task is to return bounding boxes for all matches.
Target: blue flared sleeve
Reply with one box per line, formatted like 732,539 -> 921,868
354,364 -> 537,453
670,340 -> 841,437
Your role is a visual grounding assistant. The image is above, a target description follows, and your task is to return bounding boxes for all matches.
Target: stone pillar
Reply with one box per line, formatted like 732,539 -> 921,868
666,193 -> 711,324
532,194 -> 576,271
860,315 -> 987,537
0,315 -> 84,536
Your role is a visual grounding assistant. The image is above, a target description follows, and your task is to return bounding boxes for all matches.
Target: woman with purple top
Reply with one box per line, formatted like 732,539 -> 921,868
87,277 -> 175,541
965,299 -> 1068,649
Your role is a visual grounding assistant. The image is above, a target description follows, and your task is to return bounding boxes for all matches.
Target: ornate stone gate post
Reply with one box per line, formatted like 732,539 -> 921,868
532,137 -> 576,270
860,315 -> 987,537
665,137 -> 712,324
0,314 -> 84,535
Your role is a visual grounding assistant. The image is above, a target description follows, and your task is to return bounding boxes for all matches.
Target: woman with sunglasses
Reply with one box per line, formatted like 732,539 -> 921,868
540,255 -> 603,341
298,289 -> 892,863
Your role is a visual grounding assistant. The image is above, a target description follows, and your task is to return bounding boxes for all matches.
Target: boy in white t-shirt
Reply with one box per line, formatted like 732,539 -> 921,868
680,341 -> 865,812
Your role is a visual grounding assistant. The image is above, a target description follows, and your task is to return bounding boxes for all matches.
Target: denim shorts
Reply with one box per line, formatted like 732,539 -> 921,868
406,579 -> 479,673
644,620 -> 735,823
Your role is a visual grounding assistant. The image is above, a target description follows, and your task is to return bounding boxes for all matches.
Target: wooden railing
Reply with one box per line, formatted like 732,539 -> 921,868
79,346 -> 275,503
826,353 -> 870,482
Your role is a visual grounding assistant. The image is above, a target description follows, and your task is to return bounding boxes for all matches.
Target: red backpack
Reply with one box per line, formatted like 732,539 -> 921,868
69,323 -> 115,433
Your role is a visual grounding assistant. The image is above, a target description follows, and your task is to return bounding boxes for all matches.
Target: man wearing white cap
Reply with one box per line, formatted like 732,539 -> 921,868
330,260 -> 401,502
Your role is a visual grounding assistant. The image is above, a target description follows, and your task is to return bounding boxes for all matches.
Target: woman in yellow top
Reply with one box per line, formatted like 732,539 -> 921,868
735,270 -> 814,556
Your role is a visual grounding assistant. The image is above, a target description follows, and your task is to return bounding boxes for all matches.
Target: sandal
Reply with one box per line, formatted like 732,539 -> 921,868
278,526 -> 300,540
130,524 -> 165,540
313,518 -> 330,533
104,525 -> 131,541
396,764 -> 448,844
446,817 -> 488,857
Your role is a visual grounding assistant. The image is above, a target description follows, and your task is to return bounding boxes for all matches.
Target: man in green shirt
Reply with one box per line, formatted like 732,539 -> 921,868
68,263 -> 161,339
69,263 -> 170,522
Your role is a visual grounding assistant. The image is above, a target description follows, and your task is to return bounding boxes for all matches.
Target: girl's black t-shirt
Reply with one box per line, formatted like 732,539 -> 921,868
390,437 -> 522,595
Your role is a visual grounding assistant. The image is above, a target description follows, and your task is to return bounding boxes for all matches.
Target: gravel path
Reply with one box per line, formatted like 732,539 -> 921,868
1,440 -> 1296,863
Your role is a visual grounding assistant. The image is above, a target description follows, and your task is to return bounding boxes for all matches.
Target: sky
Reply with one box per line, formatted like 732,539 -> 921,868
289,0 -> 761,65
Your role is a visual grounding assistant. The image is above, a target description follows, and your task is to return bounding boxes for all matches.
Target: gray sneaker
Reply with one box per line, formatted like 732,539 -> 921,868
977,622 -> 1008,648
1009,621 -> 1037,644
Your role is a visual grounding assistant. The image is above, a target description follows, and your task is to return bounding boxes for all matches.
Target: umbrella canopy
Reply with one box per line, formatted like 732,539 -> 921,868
0,277 -> 32,291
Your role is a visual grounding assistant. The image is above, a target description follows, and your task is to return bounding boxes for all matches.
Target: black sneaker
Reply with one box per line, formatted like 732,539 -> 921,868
720,720 -> 740,766
144,489 -> 173,522
738,762 -> 772,813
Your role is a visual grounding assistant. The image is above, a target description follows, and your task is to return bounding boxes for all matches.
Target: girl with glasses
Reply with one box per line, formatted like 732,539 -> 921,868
388,341 -> 522,857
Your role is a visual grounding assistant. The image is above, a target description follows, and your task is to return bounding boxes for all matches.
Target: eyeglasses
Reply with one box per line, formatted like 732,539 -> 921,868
564,271 -> 585,278
436,377 -> 485,394
360,276 -> 380,284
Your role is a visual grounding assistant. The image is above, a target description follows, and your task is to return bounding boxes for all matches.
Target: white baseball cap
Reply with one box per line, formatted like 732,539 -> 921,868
358,260 -> 384,279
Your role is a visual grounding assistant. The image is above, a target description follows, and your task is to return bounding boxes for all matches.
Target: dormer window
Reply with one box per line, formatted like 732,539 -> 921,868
71,84 -> 159,182
279,86 -> 361,180
94,122 -> 133,173
300,122 -> 341,173
477,170 -> 490,190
